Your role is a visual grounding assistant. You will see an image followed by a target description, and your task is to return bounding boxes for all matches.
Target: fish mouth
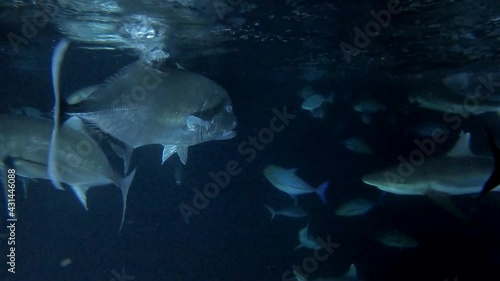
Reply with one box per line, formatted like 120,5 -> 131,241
218,130 -> 236,140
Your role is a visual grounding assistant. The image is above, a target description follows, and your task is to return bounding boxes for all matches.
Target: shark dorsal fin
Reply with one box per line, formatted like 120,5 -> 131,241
345,264 -> 358,278
446,131 -> 474,157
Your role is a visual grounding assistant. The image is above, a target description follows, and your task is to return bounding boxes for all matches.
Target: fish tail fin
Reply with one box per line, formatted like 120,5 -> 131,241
118,169 -> 137,233
264,204 -> 276,221
48,39 -> 71,191
479,129 -> 500,200
326,93 -> 334,103
316,181 -> 329,204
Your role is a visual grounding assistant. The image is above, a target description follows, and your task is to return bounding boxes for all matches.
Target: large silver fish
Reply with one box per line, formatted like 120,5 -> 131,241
52,41 -> 237,166
0,114 -> 135,232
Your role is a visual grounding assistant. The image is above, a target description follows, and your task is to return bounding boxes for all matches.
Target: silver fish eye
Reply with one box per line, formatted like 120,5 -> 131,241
225,105 -> 232,113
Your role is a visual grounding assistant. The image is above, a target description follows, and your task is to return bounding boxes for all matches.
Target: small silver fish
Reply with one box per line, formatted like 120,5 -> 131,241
335,198 -> 374,216
342,138 -> 373,154
264,204 -> 308,220
295,222 -> 321,250
263,165 -> 329,204
376,229 -> 418,248
301,93 -> 334,111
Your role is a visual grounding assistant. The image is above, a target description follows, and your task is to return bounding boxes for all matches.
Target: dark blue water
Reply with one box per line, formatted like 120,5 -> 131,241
1,1 -> 500,281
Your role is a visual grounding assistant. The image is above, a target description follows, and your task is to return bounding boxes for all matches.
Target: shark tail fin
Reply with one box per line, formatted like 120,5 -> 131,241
264,204 -> 276,221
345,264 -> 358,278
316,181 -> 329,204
48,39 -> 71,191
118,169 -> 137,233
479,129 -> 500,199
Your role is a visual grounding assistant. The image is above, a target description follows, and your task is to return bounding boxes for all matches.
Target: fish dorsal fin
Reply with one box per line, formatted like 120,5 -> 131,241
345,264 -> 358,278
90,61 -> 145,98
446,131 -> 474,157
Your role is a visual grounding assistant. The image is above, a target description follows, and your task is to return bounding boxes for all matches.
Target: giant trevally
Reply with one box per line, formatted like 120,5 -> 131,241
361,131 -> 500,219
50,40 -> 237,167
0,114 -> 135,232
263,165 -> 329,204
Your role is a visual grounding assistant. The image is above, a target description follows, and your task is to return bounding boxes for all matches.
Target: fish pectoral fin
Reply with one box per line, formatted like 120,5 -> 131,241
162,145 -> 177,164
162,145 -> 189,165
425,189 -> 470,221
69,184 -> 94,210
186,115 -> 209,131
